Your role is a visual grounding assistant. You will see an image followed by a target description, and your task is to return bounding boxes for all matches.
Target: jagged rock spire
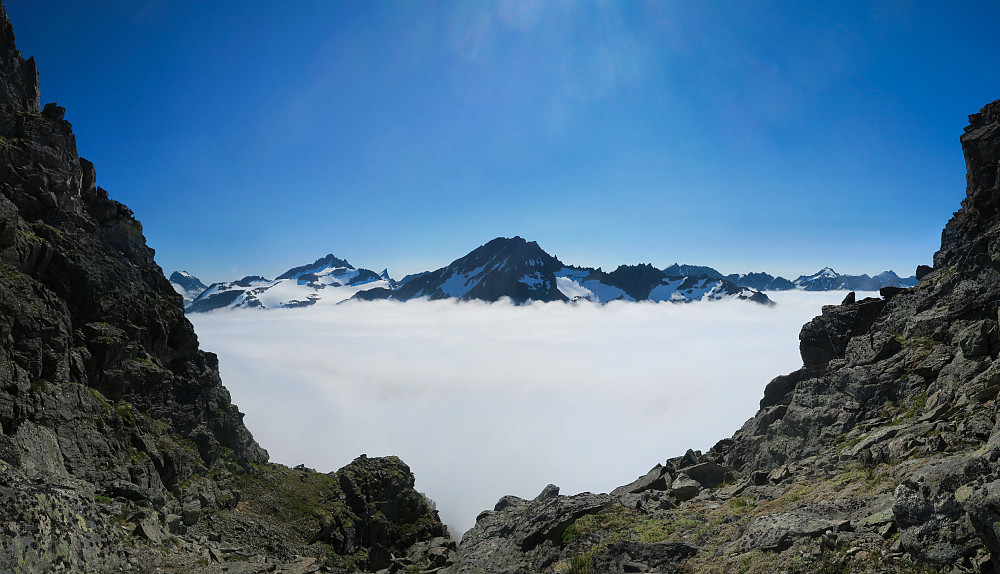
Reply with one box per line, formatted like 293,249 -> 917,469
934,99 -> 1000,271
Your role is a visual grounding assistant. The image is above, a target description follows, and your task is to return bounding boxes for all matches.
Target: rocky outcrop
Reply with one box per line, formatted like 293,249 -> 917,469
0,4 -> 446,572
442,101 -> 1000,572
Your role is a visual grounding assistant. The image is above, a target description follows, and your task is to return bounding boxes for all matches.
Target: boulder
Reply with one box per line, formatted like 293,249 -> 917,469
611,464 -> 671,496
679,462 -> 738,489
670,474 -> 702,502
738,512 -> 841,551
893,454 -> 986,565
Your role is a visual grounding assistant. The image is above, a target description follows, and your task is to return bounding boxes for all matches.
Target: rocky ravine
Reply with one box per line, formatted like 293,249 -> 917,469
439,103 -> 1000,573
0,4 -> 448,573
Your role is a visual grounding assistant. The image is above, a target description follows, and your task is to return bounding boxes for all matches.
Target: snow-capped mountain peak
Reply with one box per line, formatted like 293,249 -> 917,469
388,236 -> 569,303
275,254 -> 353,280
185,253 -> 393,313
178,238 -> 921,312
169,270 -> 208,305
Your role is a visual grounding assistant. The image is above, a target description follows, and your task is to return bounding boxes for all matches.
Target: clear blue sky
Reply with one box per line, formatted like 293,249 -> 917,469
7,1 -> 1000,283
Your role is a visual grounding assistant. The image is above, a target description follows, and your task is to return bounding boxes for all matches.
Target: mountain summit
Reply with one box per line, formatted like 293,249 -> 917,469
390,236 -> 569,303
169,270 -> 207,305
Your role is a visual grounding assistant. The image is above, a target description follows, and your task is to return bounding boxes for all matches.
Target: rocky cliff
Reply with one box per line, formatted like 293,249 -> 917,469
0,4 -> 447,572
439,104 -> 1000,573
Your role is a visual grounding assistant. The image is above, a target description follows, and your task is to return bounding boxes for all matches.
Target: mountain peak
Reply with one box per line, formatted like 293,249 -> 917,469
390,236 -> 568,303
276,253 -> 353,280
663,263 -> 723,279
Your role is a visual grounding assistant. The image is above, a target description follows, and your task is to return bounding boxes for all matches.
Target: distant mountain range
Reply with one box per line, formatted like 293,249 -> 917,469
178,254 -> 396,313
172,236 -> 917,313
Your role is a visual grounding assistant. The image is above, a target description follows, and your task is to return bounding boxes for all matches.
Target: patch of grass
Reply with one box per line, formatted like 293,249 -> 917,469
115,402 -> 138,427
567,552 -> 592,574
831,430 -> 867,453
233,463 -> 347,540
28,221 -> 64,241
562,522 -> 581,544
88,387 -> 112,413
29,379 -> 47,395
879,400 -> 898,419
19,228 -> 43,245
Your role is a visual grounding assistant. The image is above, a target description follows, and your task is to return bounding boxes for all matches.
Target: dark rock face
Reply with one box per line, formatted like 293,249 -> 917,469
0,2 -> 264,459
0,5 -> 446,572
445,485 -> 612,573
590,541 -> 697,573
0,2 -> 266,566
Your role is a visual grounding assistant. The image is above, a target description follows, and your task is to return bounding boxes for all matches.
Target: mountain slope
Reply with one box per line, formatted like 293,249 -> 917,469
441,101 -> 1000,573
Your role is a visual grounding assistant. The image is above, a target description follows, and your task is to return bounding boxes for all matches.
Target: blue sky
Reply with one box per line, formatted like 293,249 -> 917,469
7,1 -> 1000,283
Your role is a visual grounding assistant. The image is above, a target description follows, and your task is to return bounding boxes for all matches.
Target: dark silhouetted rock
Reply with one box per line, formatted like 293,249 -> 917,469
0,5 -> 448,571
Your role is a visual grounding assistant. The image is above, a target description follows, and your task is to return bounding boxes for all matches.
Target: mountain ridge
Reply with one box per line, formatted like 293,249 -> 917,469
186,252 -> 395,313
177,253 -> 916,312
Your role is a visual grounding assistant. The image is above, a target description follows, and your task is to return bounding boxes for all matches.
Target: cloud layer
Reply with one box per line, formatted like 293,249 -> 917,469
190,291 -> 859,535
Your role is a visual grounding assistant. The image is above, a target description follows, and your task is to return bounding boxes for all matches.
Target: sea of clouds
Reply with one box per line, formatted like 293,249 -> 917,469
189,290 -> 865,536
